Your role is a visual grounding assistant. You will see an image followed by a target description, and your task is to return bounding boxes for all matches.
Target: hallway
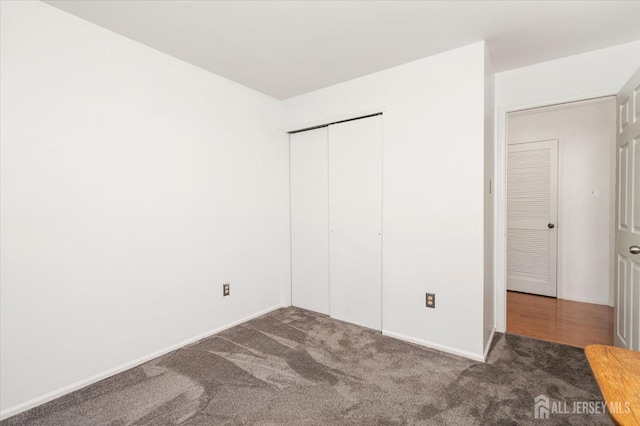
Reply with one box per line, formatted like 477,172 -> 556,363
507,291 -> 614,348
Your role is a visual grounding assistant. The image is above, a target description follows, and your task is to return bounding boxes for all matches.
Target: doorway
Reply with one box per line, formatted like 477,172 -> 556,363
504,97 -> 616,347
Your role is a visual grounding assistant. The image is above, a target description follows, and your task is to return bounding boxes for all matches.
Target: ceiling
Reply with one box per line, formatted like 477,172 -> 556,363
44,1 -> 640,100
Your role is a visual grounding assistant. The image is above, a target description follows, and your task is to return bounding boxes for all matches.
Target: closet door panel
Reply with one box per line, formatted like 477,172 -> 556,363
329,115 -> 382,330
290,128 -> 329,315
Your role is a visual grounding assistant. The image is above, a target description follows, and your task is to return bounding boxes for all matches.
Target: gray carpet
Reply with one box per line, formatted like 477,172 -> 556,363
2,307 -> 610,425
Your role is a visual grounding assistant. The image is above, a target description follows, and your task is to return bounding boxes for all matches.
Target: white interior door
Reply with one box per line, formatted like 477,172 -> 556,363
507,139 -> 558,297
614,68 -> 640,350
328,115 -> 382,330
290,128 -> 329,315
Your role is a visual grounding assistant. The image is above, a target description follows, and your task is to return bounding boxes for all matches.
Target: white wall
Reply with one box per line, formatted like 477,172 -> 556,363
496,41 -> 640,109
483,47 -> 495,353
0,1 -> 285,416
284,42 -> 489,359
494,41 -> 640,331
508,98 -> 616,305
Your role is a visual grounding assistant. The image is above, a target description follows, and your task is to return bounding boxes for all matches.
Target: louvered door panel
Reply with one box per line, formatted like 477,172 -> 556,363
507,230 -> 549,282
507,140 -> 558,297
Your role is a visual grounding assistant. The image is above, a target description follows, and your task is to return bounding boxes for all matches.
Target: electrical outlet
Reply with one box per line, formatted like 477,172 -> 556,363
223,283 -> 230,297
426,293 -> 435,308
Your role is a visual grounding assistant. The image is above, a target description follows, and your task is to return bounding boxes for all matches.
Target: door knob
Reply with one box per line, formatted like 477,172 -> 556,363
548,223 -> 555,229
630,246 -> 640,255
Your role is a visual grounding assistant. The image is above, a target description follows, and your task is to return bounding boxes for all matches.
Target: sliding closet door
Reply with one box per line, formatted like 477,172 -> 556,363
290,128 -> 330,315
329,115 -> 382,330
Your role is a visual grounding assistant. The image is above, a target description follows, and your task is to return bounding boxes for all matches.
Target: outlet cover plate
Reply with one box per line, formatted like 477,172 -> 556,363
426,293 -> 435,308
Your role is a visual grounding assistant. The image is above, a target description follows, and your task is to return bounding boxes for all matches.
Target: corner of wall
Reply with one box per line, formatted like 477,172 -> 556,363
280,117 -> 292,308
1,0 -> 288,414
483,43 -> 496,350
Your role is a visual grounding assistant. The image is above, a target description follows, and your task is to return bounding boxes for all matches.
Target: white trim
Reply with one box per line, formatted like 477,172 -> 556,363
495,90 -> 617,333
557,136 -> 565,299
496,101 -> 508,332
483,328 -> 496,361
0,304 -> 286,421
508,96 -> 616,117
282,105 -> 387,133
286,130 -> 293,308
382,330 -> 485,362
560,294 -> 610,306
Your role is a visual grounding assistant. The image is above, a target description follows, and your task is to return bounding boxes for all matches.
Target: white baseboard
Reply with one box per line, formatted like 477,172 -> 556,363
382,330 -> 485,362
483,328 -> 496,362
560,294 -> 609,306
0,303 -> 285,421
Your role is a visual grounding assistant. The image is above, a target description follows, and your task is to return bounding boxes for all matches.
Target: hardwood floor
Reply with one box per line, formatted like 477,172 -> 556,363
507,291 -> 614,348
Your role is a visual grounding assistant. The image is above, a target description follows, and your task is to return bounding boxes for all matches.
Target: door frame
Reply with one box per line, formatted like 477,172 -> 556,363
495,91 -> 617,332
